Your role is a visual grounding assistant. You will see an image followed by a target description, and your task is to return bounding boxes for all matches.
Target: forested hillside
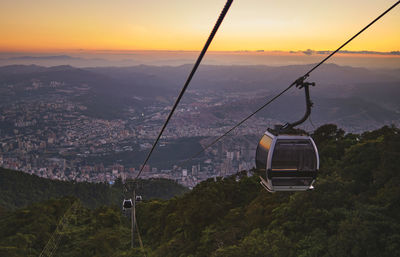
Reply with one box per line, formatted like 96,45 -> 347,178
137,124 -> 400,257
0,197 -> 133,256
1,124 -> 399,257
0,168 -> 188,209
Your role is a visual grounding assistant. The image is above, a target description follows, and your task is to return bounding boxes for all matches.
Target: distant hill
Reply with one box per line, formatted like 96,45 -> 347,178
0,168 -> 188,210
87,64 -> 400,131
1,64 -> 399,125
0,64 -> 48,75
85,63 -> 400,93
203,94 -> 400,130
7,55 -> 82,61
0,65 -> 174,119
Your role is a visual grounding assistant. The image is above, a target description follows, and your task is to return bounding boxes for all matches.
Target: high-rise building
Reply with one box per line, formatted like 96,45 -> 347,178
140,164 -> 150,173
192,165 -> 197,176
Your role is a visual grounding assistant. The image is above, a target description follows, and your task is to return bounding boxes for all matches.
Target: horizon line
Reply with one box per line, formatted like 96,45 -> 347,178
1,49 -> 399,56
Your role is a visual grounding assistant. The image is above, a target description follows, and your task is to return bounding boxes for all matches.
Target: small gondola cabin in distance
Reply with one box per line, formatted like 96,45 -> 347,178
122,199 -> 133,210
257,129 -> 319,193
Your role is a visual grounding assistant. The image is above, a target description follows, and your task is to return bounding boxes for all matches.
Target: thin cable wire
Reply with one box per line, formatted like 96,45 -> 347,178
39,200 -> 79,257
183,0 -> 400,162
188,83 -> 295,161
309,115 -> 316,130
306,0 -> 400,76
120,2 -> 234,254
133,0 -> 234,180
135,217 -> 146,257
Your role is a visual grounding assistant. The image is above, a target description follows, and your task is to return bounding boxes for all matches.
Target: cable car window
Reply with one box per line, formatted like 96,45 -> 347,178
271,139 -> 316,171
272,178 -> 313,186
256,135 -> 272,170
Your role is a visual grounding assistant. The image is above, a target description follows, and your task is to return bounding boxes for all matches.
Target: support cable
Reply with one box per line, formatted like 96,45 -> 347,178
135,217 -> 146,257
183,0 -> 400,162
133,0 -> 234,181
123,2 -> 234,252
39,200 -> 79,257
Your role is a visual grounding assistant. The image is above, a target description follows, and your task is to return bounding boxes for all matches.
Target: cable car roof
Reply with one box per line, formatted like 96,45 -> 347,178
264,129 -> 312,140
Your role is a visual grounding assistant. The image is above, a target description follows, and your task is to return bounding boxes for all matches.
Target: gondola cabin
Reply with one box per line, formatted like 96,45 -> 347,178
122,199 -> 133,210
136,195 -> 143,202
256,130 -> 319,192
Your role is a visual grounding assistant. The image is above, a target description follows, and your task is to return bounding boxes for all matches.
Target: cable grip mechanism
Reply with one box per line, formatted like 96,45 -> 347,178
281,77 -> 316,131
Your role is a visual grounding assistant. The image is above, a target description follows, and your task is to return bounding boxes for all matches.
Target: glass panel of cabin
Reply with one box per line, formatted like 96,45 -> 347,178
271,139 -> 317,171
272,178 -> 313,186
256,135 -> 273,170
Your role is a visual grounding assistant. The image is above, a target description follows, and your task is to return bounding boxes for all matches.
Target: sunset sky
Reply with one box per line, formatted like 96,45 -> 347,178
0,0 -> 399,53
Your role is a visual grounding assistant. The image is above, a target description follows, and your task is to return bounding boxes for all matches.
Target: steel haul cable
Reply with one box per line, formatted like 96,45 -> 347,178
131,0 -> 234,181
122,0 -> 234,251
135,216 -> 146,257
123,0 -> 234,193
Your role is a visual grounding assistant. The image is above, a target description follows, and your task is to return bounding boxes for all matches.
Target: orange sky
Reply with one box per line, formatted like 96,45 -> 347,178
0,0 -> 399,52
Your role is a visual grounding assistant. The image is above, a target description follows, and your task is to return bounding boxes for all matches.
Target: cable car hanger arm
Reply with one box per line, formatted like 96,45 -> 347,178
282,76 -> 315,130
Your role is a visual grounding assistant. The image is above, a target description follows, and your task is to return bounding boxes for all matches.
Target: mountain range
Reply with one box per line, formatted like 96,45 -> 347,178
0,63 -> 399,130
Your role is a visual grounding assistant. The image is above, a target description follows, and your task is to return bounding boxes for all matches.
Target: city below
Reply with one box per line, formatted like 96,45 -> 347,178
1,64 -> 399,188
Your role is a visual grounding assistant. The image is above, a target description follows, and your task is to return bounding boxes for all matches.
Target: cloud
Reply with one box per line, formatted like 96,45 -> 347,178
300,49 -> 400,56
302,49 -> 315,56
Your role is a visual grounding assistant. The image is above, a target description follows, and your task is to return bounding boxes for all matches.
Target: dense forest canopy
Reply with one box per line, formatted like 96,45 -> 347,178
0,168 -> 188,210
0,124 -> 399,257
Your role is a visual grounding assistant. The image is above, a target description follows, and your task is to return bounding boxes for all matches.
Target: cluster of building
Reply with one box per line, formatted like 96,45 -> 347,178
0,80 -> 265,187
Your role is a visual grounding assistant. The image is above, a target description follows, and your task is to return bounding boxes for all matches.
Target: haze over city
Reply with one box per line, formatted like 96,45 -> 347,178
0,0 -> 399,182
